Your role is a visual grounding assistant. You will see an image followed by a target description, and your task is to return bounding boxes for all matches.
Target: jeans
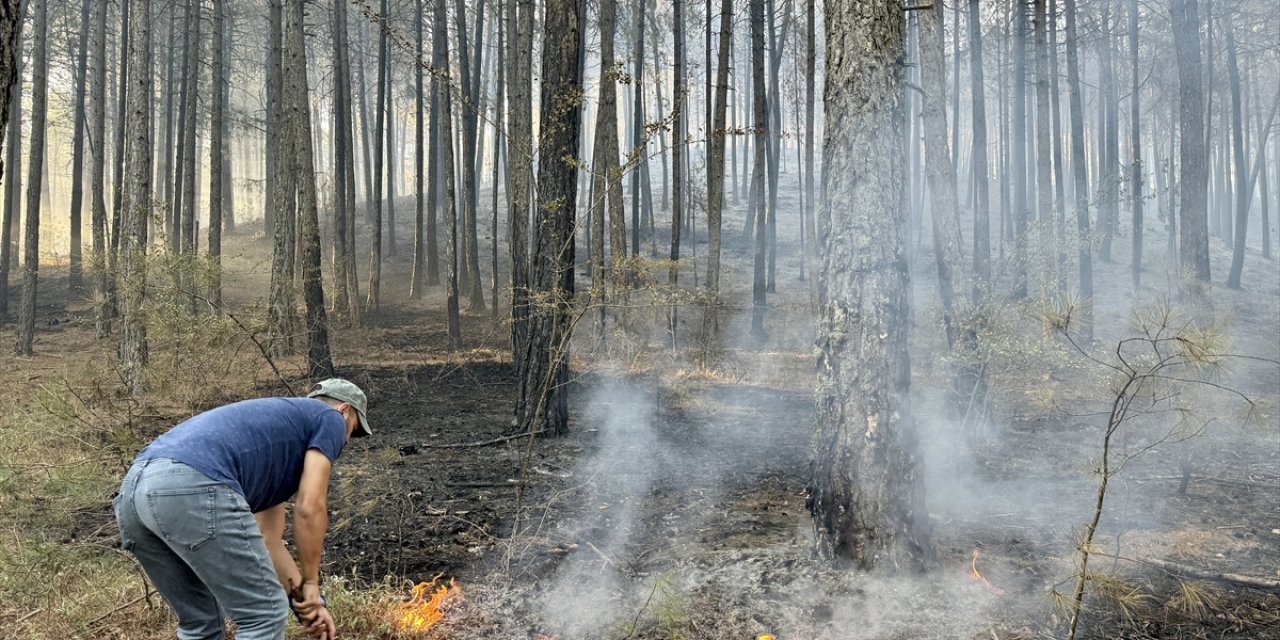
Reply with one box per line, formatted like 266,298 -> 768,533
114,458 -> 288,640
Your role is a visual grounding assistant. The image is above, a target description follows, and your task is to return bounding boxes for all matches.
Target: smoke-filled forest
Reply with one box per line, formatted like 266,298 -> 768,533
0,0 -> 1277,637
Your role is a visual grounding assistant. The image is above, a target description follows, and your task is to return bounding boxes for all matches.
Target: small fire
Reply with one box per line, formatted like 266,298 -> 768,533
395,575 -> 462,633
968,548 -> 1005,595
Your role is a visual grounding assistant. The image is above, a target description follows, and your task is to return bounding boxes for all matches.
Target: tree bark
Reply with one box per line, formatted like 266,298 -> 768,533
1011,0 -> 1028,299
1064,0 -> 1093,339
508,0 -> 535,367
669,0 -> 686,337
1128,0 -> 1143,288
284,0 -> 334,377
367,0 -> 388,310
0,0 -> 23,316
749,0 -> 767,339
410,0 -> 426,299
516,0 -> 582,436
435,0 -> 461,347
15,0 -> 47,356
110,0 -> 129,260
89,0 -> 108,335
810,0 -> 930,571
1223,20 -> 1248,289
706,0 -> 733,324
68,0 -> 92,289
1034,0 -> 1054,290
118,0 -> 151,392
1171,0 -> 1210,285
208,0 -> 224,309
968,0 -> 990,289
266,0 -> 298,355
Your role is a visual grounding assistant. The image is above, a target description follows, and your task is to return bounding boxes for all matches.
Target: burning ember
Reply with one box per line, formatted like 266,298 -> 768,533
394,576 -> 462,633
968,548 -> 1006,595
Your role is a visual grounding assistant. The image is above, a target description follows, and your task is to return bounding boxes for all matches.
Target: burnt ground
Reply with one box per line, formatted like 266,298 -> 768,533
3,187 -> 1277,639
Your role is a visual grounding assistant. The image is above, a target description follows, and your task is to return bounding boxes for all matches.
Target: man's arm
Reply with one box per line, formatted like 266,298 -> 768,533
254,503 -> 303,592
294,448 -> 332,588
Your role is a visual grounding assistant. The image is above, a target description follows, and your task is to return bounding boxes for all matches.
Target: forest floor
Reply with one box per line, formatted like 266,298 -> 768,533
0,186 -> 1277,640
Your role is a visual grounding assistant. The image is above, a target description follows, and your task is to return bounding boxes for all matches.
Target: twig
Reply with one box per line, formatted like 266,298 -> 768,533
419,430 -> 548,449
624,579 -> 661,640
585,541 -> 614,567
445,481 -> 522,488
87,594 -> 147,626
1141,557 -> 1280,591
14,608 -> 41,625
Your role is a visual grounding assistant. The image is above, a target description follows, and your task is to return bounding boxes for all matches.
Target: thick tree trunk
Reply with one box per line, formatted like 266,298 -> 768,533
1064,0 -> 1093,339
331,0 -> 353,317
0,0 -> 23,316
1171,0 -> 1210,285
284,0 -> 334,377
266,0 -> 298,354
810,0 -> 930,572
15,0 -> 47,355
118,0 -> 150,392
591,0 -> 624,334
516,0 -> 581,436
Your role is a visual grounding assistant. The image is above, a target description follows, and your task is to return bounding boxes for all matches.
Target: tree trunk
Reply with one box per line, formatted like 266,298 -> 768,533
0,0 -> 23,316
284,0 -> 334,377
15,0 -> 47,355
454,0 -> 484,310
1223,20 -> 1247,289
1100,4 -> 1119,263
1064,0 -> 1093,339
803,0 -> 816,284
706,0 -> 733,323
1128,0 -> 1143,288
208,0 -> 224,309
435,0 -> 461,347
266,0 -> 298,355
384,30 -> 398,261
516,0 -> 582,436
669,0 -> 685,337
918,0 -> 965,348
169,0 -> 191,252
89,0 -> 108,335
591,0 -> 624,334
110,0 -> 129,260
630,0 -> 647,256
1171,0 -> 1210,285
367,0 -> 388,310
118,0 -> 150,392
810,0 -> 930,571
508,0 -> 535,367
331,0 -> 353,317
220,13 -> 234,234
749,0 -> 767,339
968,0 -> 990,290
1011,0 -> 1028,299
425,8 -> 442,287
1034,0 -> 1054,291
180,0 -> 200,303
410,0 -> 426,299
68,0 -> 92,289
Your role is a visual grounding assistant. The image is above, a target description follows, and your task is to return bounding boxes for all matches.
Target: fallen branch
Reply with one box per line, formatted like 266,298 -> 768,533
1141,557 -> 1280,591
87,594 -> 147,626
445,481 -> 522,489
419,430 -> 548,449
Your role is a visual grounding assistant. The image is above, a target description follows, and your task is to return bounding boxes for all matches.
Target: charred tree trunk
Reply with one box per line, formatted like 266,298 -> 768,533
1011,0 -> 1029,299
435,0 -> 461,347
810,0 -> 930,571
516,0 -> 582,436
367,0 -> 388,310
669,0 -> 685,337
1223,20 -> 1248,290
1128,0 -> 1143,288
410,0 -> 426,299
266,0 -> 298,354
0,0 -> 23,317
706,0 -> 733,322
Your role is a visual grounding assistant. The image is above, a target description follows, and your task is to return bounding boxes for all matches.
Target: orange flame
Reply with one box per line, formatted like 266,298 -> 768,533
394,576 -> 461,633
968,548 -> 1005,595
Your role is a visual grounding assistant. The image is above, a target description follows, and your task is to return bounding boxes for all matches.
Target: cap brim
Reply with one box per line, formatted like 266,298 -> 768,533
353,408 -> 372,437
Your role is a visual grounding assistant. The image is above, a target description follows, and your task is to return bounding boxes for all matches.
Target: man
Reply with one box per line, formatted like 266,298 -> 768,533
113,378 -> 372,640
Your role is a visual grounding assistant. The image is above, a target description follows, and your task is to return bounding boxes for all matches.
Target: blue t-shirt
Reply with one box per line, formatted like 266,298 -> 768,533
138,397 -> 347,512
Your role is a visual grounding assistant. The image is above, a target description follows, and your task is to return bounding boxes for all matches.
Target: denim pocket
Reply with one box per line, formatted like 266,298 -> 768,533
145,487 -> 218,551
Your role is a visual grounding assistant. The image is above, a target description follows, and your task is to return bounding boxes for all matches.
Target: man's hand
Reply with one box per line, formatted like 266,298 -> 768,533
291,583 -> 336,639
